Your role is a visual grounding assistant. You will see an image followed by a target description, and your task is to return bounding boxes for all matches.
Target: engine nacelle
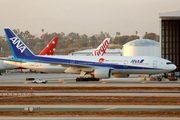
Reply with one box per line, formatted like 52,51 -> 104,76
94,68 -> 111,79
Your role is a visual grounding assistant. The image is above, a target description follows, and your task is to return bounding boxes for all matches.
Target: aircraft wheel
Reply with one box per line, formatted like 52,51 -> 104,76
76,78 -> 80,82
158,77 -> 162,81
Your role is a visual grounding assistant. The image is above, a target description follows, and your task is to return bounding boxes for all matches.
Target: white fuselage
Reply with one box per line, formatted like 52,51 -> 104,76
4,55 -> 176,74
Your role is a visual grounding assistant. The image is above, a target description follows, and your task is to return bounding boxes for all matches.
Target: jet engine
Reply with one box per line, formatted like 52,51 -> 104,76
94,68 -> 111,79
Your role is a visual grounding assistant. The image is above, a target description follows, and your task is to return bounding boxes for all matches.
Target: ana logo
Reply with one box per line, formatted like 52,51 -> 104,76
99,58 -> 105,63
130,59 -> 144,63
9,37 -> 27,53
91,40 -> 109,56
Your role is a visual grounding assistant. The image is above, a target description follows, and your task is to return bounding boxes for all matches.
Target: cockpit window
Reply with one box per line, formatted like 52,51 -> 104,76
166,62 -> 173,65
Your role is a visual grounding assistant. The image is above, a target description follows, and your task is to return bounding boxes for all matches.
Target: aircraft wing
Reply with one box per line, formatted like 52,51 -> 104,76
0,58 -> 27,63
31,59 -> 96,69
2,57 -> 94,69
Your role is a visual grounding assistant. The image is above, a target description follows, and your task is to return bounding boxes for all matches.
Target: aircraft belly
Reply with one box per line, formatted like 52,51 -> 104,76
111,69 -> 166,74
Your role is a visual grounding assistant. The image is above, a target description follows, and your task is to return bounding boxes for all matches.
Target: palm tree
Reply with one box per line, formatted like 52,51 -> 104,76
41,29 -> 44,34
135,31 -> 138,36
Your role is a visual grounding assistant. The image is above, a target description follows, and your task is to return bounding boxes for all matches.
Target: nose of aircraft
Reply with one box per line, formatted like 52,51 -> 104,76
166,63 -> 177,72
172,64 -> 177,70
169,64 -> 177,71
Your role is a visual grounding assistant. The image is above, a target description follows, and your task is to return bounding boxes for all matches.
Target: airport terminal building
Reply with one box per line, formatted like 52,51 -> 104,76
159,10 -> 180,73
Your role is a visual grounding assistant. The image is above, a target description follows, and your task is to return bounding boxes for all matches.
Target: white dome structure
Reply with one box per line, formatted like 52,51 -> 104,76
123,39 -> 160,57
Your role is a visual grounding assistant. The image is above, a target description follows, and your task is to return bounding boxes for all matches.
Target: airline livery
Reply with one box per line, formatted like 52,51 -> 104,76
3,28 -> 176,81
39,37 -> 58,55
4,37 -> 110,74
91,38 -> 109,56
0,37 -> 58,74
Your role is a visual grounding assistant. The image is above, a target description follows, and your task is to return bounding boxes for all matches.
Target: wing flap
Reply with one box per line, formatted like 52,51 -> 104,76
46,61 -> 92,68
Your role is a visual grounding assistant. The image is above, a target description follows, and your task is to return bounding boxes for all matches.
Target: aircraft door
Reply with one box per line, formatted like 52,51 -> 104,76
123,60 -> 128,68
152,60 -> 157,68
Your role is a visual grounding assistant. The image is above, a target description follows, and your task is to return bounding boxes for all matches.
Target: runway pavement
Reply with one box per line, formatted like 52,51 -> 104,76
1,105 -> 180,111
0,117 -> 179,120
0,73 -> 80,81
0,73 -> 180,87
1,105 -> 180,109
2,91 -> 180,96
0,73 -> 180,119
28,92 -> 180,97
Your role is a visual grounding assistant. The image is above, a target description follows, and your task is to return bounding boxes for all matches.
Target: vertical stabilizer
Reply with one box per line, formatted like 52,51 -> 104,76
4,28 -> 34,58
39,37 -> 59,55
91,38 -> 110,56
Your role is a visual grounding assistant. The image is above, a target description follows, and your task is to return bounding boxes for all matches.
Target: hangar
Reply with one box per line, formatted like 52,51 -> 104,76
159,10 -> 180,73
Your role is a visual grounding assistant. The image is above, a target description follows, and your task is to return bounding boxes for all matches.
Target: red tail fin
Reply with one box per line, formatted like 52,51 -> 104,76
39,37 -> 58,55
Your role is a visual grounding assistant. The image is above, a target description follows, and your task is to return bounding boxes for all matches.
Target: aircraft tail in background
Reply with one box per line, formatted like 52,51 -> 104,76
39,37 -> 59,55
4,28 -> 34,58
91,38 -> 110,56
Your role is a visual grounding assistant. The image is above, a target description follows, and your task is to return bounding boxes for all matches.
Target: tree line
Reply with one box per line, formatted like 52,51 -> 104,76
0,29 -> 159,56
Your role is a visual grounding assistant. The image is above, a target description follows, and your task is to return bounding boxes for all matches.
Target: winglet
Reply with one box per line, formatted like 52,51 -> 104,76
39,37 -> 59,55
4,28 -> 34,58
91,38 -> 110,56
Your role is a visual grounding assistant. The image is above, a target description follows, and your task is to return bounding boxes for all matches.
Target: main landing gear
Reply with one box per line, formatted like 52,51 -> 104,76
76,77 -> 100,82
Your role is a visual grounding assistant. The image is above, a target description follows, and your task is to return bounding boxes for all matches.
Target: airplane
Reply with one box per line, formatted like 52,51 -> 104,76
38,37 -> 58,56
3,28 -> 177,81
91,38 -> 109,56
4,36 -> 111,74
0,37 -> 58,74
14,37 -> 59,72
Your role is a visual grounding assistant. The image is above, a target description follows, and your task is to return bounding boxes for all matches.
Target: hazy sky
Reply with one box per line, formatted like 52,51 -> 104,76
0,0 -> 180,37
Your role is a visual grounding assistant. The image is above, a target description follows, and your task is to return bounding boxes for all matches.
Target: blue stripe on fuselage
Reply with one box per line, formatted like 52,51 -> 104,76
15,56 -> 163,70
